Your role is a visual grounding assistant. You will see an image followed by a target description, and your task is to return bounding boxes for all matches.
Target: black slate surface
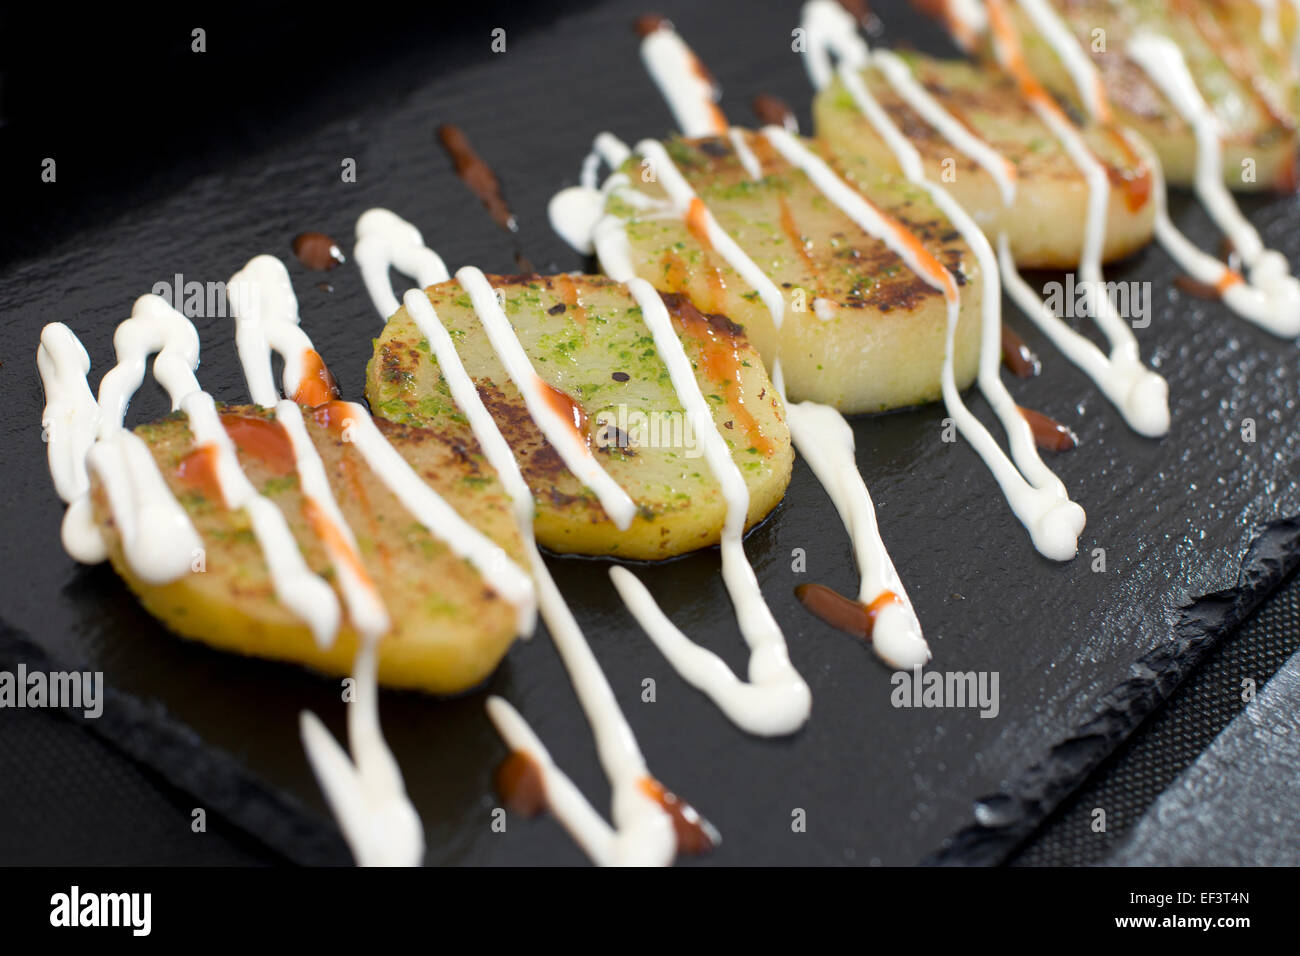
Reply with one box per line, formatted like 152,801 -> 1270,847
1,0 -> 1298,865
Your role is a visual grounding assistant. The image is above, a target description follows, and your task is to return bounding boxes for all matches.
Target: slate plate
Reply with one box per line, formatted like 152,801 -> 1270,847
2,0 -> 1298,865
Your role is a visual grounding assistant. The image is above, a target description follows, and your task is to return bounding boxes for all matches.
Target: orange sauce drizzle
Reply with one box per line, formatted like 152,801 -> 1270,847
294,348 -> 341,407
176,443 -> 223,503
672,303 -> 775,457
303,497 -> 374,589
638,777 -> 720,856
539,379 -> 590,446
219,412 -> 296,476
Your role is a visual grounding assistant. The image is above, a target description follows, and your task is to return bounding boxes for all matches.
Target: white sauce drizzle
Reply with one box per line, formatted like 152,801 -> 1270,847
1126,33 -> 1300,337
335,397 -> 537,634
228,255 -> 390,642
609,279 -> 812,735
365,240 -> 676,864
299,643 -> 425,866
214,255 -> 430,869
634,139 -> 788,330
455,265 -> 637,531
640,22 -> 727,138
603,11 -> 932,666
985,8 -> 1171,438
1015,0 -> 1300,338
38,324 -> 110,564
765,120 -> 1086,559
182,387 -> 343,644
355,208 -> 450,318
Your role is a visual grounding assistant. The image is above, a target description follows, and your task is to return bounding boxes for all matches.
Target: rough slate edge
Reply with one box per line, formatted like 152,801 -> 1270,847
1107,632 -> 1300,866
0,620 -> 350,867
928,514 -> 1300,866
4,517 -> 1298,869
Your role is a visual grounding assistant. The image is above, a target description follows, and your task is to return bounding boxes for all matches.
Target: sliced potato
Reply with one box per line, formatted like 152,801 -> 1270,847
1001,0 -> 1298,191
94,405 -> 526,695
366,274 -> 793,560
814,53 -> 1157,268
604,132 -> 983,414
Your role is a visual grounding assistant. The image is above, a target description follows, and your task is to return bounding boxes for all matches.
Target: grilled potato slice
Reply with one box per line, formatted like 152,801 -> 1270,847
602,132 -> 982,414
813,53 -> 1157,268
1002,0 -> 1299,191
366,274 -> 792,560
94,405 -> 527,695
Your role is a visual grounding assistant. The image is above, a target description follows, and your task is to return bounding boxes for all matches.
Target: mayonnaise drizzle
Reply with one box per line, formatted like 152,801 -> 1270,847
358,216 -> 677,865
1126,33 -> 1300,337
355,208 -> 450,318
299,643 -> 425,866
455,265 -> 637,531
1012,0 -> 1300,338
584,15 -> 933,667
218,257 -> 429,868
38,324 -> 110,564
228,255 -> 391,642
804,49 -> 1086,560
640,21 -> 729,137
984,0 -> 1170,438
609,279 -> 812,735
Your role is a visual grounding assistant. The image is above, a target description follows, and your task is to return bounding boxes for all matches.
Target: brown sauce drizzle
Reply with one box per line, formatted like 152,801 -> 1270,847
638,777 -> 720,855
540,379 -> 590,446
633,13 -> 668,38
1174,270 -> 1243,300
1016,405 -> 1078,452
752,93 -> 797,130
1000,322 -> 1040,378
219,412 -> 296,476
292,232 -> 346,271
663,293 -> 776,457
795,582 -> 900,642
294,348 -> 341,408
176,443 -> 223,503
495,750 -> 547,817
437,124 -> 517,232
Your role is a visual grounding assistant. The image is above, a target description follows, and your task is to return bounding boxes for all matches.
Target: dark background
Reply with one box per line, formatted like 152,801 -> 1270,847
2,0 -> 1298,865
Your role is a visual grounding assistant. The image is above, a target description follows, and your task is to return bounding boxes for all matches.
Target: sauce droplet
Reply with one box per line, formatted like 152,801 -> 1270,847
752,93 -> 797,130
437,124 -> 517,233
292,232 -> 346,271
1016,406 -> 1079,452
794,582 -> 900,641
638,777 -> 720,855
539,380 -> 589,445
175,443 -> 223,503
1000,323 -> 1040,378
633,13 -> 669,38
495,750 -> 547,817
219,412 -> 296,476
294,349 -> 341,408
310,400 -> 358,439
1174,271 -> 1243,300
